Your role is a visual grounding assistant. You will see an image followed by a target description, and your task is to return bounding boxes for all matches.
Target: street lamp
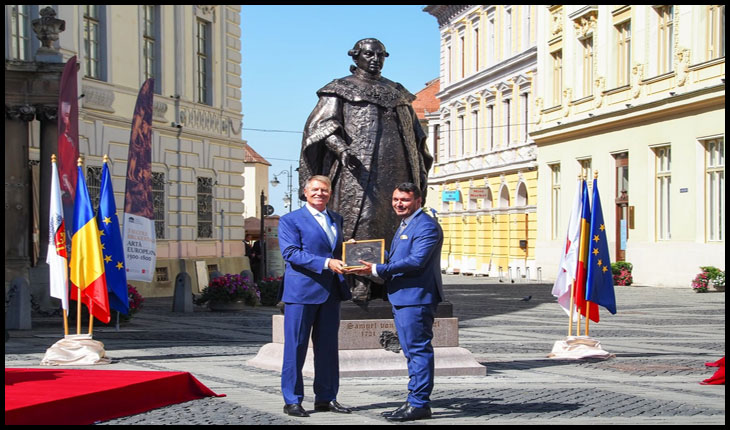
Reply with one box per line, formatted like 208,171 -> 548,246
270,165 -> 294,213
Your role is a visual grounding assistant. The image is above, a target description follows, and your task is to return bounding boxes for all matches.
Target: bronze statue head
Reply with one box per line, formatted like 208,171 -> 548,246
348,38 -> 389,76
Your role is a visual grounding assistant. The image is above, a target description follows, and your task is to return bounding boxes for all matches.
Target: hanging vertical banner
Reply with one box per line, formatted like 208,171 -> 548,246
123,79 -> 156,282
57,56 -> 79,240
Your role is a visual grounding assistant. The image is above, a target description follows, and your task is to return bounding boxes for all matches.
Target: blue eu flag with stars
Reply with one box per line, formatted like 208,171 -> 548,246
585,178 -> 617,315
98,158 -> 130,315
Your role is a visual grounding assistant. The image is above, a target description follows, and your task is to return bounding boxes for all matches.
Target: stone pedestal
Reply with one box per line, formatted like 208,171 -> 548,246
247,311 -> 486,377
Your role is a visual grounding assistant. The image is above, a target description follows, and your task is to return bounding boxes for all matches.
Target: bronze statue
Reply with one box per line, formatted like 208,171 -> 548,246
299,38 -> 433,302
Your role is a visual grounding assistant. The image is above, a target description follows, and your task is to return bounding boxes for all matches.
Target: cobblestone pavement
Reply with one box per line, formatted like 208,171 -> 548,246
5,275 -> 725,425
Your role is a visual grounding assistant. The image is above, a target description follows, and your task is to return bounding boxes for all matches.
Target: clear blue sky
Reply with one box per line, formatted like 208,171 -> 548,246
240,5 -> 440,216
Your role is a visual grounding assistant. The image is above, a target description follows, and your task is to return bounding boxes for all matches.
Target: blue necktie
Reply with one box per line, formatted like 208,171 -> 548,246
319,212 -> 336,246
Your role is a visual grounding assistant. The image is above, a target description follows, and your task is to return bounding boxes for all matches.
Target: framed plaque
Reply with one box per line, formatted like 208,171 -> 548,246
342,239 -> 385,269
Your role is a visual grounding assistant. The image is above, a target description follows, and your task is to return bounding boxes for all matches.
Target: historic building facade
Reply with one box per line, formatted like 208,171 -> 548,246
532,5 -> 724,287
425,5 -> 539,280
5,5 -> 260,301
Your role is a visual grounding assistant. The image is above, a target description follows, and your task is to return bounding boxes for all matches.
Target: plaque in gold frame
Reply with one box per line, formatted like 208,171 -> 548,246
342,239 -> 385,269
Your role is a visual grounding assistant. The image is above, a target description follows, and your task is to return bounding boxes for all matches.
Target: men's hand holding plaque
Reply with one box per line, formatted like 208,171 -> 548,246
342,239 -> 384,271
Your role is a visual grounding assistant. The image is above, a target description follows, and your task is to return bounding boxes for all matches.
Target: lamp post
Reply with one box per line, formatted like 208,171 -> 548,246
270,165 -> 294,213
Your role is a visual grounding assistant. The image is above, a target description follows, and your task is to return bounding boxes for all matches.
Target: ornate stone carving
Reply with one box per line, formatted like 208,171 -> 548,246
35,104 -> 58,121
153,99 -> 168,123
675,48 -> 690,87
31,7 -> 65,50
81,84 -> 115,113
594,76 -> 606,108
5,105 -> 36,122
631,63 -> 644,98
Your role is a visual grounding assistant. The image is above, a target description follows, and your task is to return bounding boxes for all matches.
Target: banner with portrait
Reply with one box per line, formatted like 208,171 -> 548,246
122,79 -> 156,282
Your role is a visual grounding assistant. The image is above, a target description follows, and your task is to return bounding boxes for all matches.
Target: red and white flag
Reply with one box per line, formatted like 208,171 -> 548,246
552,177 -> 583,318
47,157 -> 69,311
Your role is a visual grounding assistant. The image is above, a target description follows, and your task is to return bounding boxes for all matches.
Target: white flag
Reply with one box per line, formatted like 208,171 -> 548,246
552,178 -> 583,317
47,159 -> 69,311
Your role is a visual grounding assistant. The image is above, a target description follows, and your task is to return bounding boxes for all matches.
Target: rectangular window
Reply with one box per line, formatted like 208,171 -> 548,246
551,163 -> 561,240
552,50 -> 563,106
707,5 -> 725,60
83,5 -> 101,79
579,158 -> 592,187
458,115 -> 465,155
446,44 -> 452,83
503,99 -> 511,145
655,146 -> 671,240
471,110 -> 479,154
446,121 -> 453,158
656,6 -> 674,75
142,5 -> 161,93
581,36 -> 594,97
616,21 -> 632,87
197,177 -> 213,238
521,93 -> 529,142
196,19 -> 211,105
488,16 -> 495,65
487,105 -> 494,151
705,138 -> 725,241
433,124 -> 440,164
460,35 -> 465,78
86,166 -> 103,213
10,5 -> 31,61
152,172 -> 166,239
504,8 -> 512,58
473,27 -> 480,72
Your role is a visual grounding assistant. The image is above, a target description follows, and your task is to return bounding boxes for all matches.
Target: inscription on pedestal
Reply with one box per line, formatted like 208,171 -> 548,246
272,315 -> 458,350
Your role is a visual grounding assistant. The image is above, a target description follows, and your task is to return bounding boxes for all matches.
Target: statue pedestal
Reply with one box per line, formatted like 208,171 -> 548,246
247,301 -> 485,377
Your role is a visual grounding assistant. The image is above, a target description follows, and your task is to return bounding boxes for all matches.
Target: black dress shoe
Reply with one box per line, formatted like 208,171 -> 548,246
314,400 -> 352,413
381,401 -> 410,417
385,405 -> 432,422
283,404 -> 310,417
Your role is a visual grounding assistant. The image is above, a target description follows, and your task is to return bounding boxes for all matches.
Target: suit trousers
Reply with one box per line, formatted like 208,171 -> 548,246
281,292 -> 341,405
392,303 -> 437,408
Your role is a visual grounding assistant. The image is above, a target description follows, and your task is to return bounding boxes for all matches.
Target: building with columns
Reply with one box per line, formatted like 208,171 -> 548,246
532,5 -> 724,287
5,5 -> 262,303
424,5 -> 539,280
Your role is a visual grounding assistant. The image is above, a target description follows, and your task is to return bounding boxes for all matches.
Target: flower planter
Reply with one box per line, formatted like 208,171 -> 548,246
711,282 -> 725,292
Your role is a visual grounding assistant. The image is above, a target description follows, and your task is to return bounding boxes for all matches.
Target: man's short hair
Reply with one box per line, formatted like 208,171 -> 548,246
394,182 -> 421,199
305,175 -> 332,191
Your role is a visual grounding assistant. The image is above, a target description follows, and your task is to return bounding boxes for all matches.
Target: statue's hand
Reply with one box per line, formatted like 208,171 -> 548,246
341,149 -> 356,171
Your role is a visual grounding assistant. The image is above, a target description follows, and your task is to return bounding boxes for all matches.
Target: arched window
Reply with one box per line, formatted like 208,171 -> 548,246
516,182 -> 528,206
499,184 -> 511,208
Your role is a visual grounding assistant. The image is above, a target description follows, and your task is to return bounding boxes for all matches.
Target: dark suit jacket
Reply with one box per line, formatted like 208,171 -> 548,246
277,206 -> 352,304
376,209 -> 444,306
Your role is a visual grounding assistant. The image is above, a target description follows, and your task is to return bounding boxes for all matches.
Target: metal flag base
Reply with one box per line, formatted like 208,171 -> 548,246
40,334 -> 111,366
547,336 -> 615,360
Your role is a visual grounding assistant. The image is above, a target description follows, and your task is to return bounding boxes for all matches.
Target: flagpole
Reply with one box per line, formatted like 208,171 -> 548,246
568,281 -> 575,336
88,300 -> 94,335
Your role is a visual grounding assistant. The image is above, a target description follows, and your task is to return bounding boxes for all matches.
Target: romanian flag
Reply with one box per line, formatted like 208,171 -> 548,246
98,157 -> 130,315
70,164 -> 110,323
573,179 -> 599,323
586,178 -> 617,315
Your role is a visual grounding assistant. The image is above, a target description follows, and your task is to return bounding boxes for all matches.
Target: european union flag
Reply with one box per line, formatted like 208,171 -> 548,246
585,178 -> 617,315
98,157 -> 130,315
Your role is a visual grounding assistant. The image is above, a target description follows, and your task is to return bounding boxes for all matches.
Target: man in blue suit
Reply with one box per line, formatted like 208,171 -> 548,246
357,182 -> 444,422
278,175 -> 353,417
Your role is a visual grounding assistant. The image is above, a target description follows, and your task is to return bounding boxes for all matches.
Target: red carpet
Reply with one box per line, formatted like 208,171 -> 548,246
5,368 -> 224,425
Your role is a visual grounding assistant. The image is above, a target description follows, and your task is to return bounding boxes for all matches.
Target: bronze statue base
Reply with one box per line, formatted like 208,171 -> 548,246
340,299 -> 453,320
